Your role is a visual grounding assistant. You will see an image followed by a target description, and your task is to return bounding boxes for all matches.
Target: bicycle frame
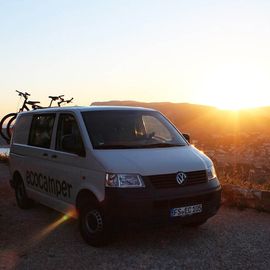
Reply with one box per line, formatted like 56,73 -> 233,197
16,90 -> 32,112
19,99 -> 31,112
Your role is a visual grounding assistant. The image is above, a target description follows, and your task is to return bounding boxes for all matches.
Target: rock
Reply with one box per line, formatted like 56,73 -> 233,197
222,184 -> 270,212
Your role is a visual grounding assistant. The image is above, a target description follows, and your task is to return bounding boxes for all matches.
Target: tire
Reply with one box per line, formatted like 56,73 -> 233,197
184,218 -> 208,227
79,201 -> 109,247
0,113 -> 17,143
15,177 -> 34,209
7,114 -> 17,140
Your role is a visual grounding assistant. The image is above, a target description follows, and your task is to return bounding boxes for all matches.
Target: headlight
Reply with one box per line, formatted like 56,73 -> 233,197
207,166 -> 217,180
105,173 -> 145,188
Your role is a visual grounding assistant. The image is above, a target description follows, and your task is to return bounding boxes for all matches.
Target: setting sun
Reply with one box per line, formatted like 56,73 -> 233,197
195,63 -> 270,110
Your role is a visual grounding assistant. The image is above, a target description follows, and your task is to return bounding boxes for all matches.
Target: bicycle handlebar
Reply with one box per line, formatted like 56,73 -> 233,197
16,90 -> 30,99
57,97 -> 74,106
66,97 -> 74,103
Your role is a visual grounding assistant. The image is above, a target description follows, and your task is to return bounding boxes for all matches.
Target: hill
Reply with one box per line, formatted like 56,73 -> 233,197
91,101 -> 270,141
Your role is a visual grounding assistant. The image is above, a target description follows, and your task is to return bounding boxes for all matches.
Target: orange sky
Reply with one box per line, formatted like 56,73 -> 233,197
1,1 -> 270,117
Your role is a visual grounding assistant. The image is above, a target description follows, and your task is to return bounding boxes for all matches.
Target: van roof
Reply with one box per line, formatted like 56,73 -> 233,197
19,106 -> 156,115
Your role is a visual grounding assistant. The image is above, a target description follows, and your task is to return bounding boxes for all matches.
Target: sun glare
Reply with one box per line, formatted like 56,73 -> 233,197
197,63 -> 270,111
216,102 -> 246,111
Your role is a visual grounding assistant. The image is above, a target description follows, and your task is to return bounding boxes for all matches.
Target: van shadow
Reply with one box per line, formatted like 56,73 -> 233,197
110,221 -> 213,249
27,203 -> 217,251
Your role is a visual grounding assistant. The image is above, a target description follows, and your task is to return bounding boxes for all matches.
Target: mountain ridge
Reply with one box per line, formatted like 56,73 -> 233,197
91,101 -> 270,140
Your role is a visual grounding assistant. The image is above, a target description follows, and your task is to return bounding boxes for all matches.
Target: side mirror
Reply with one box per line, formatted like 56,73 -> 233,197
61,135 -> 85,156
183,133 -> 190,143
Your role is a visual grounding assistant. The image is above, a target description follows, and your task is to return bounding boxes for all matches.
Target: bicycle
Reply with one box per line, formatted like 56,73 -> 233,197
0,90 -> 40,143
57,96 -> 74,107
0,91 -> 73,143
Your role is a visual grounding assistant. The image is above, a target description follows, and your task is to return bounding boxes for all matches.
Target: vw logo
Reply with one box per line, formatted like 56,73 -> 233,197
176,172 -> 187,185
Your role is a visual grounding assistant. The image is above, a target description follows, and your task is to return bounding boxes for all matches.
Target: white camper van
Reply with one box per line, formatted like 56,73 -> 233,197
9,106 -> 221,246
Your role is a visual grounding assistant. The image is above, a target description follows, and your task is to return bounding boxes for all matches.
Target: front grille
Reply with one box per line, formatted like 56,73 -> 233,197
146,170 -> 207,189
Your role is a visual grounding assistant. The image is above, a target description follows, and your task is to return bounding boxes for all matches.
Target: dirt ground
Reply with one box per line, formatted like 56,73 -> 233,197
1,163 -> 270,270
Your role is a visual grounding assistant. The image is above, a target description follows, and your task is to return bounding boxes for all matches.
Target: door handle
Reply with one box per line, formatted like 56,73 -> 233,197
43,153 -> 48,157
51,154 -> 58,159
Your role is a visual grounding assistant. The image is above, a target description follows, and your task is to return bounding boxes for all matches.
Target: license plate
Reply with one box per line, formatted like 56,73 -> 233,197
170,204 -> 203,217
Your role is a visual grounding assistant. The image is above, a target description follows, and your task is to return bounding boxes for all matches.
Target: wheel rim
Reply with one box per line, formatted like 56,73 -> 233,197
85,210 -> 103,233
0,113 -> 17,143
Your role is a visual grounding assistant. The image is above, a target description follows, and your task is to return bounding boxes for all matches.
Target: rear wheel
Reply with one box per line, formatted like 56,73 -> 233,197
0,113 -> 17,143
79,200 -> 109,247
7,114 -> 17,139
15,177 -> 34,209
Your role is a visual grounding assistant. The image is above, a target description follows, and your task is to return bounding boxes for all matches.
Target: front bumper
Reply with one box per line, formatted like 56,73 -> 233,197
104,178 -> 221,225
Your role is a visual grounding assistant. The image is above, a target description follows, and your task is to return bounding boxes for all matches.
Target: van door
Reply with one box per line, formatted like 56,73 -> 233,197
44,113 -> 87,215
25,113 -> 57,204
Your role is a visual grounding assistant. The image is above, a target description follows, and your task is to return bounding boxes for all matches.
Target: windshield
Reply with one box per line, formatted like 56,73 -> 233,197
82,110 -> 187,149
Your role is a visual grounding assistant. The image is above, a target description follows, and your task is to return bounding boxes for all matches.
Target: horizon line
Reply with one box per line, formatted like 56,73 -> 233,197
91,100 -> 270,111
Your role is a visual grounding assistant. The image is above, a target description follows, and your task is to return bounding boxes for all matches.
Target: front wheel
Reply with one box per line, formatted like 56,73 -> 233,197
79,203 -> 109,247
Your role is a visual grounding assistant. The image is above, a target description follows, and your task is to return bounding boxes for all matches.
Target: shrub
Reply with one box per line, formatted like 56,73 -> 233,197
219,174 -> 270,191
0,153 -> 9,163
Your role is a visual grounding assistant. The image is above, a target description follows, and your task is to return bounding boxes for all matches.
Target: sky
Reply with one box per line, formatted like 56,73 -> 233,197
1,0 -> 270,116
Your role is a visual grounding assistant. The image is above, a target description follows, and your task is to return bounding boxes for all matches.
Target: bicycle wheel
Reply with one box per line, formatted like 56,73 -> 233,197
0,113 -> 17,143
7,114 -> 18,140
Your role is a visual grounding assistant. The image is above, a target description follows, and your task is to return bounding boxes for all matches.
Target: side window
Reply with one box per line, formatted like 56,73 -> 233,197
142,115 -> 171,141
28,114 -> 55,148
13,114 -> 32,145
56,114 -> 85,156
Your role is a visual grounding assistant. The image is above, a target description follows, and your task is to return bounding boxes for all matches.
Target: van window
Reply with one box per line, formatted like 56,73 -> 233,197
56,114 -> 85,156
28,114 -> 55,148
82,110 -> 187,149
142,115 -> 171,141
13,114 -> 32,145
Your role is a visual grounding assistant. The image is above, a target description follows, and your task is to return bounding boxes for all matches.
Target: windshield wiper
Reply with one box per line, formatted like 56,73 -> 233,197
142,143 -> 185,148
95,143 -> 185,149
95,144 -> 141,149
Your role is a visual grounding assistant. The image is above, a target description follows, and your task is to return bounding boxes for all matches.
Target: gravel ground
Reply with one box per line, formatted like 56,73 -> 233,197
0,163 -> 270,270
